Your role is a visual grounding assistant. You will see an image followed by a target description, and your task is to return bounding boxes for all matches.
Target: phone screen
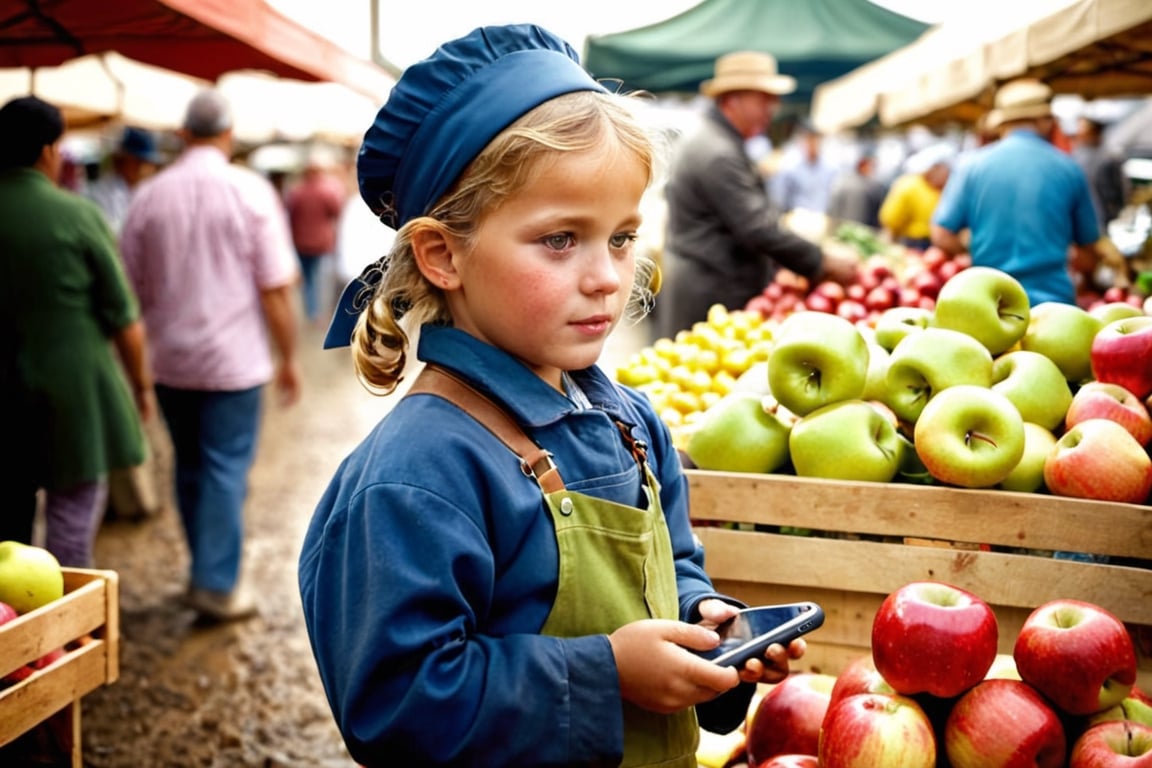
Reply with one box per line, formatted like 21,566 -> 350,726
700,602 -> 824,667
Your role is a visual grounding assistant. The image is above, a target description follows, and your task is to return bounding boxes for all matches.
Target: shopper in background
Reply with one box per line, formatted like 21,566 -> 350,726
827,149 -> 885,229
1072,115 -> 1130,233
85,126 -> 163,235
120,88 -> 301,622
931,79 -> 1101,306
0,95 -> 153,567
879,143 -> 953,250
659,51 -> 858,340
284,152 -> 346,324
772,122 -> 838,216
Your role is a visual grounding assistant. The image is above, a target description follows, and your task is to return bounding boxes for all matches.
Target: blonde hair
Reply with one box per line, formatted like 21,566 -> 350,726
350,89 -> 665,395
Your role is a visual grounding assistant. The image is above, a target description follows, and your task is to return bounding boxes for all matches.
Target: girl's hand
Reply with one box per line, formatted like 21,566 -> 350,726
695,598 -> 807,685
608,619 -> 741,714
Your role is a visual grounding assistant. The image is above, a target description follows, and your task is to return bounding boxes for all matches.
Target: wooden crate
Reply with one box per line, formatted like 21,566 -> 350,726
686,470 -> 1152,690
0,568 -> 120,767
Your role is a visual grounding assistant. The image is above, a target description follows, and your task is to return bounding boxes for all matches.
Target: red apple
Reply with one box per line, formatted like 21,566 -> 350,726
756,755 -> 820,768
1065,381 -> 1152,446
746,672 -> 836,763
945,678 -> 1066,768
1044,418 -> 1152,504
1091,316 -> 1152,399
1013,599 -> 1137,716
829,654 -> 896,708
818,692 -> 936,768
805,293 -> 836,314
1070,720 -> 1152,767
813,280 -> 848,304
871,581 -> 998,698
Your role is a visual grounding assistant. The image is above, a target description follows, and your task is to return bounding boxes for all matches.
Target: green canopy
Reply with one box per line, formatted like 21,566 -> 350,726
583,0 -> 929,106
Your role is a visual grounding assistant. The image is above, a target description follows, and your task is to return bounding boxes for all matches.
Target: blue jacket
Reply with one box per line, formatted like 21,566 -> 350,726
933,129 -> 1100,305
298,324 -> 728,766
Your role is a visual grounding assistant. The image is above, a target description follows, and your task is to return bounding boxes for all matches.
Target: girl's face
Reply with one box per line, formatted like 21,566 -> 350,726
446,141 -> 648,390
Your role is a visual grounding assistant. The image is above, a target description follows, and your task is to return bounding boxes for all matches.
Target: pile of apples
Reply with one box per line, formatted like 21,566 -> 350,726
614,305 -> 778,443
743,248 -> 970,326
698,581 -> 1151,768
0,540 -> 67,686
685,265 -> 1152,505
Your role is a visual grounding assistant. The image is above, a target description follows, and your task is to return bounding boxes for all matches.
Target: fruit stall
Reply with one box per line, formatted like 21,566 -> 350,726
0,567 -> 120,767
687,470 -> 1151,689
620,241 -> 1152,764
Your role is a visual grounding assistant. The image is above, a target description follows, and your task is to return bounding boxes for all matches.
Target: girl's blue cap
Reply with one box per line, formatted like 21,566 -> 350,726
325,24 -> 605,349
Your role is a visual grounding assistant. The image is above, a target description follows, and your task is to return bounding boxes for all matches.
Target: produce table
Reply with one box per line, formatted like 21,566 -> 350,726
687,470 -> 1152,690
0,568 -> 120,767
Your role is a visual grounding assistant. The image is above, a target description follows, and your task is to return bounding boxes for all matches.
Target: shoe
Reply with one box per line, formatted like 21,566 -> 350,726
184,586 -> 258,622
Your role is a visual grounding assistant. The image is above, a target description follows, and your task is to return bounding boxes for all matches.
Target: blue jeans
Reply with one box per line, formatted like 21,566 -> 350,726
297,251 -> 329,321
156,385 -> 262,594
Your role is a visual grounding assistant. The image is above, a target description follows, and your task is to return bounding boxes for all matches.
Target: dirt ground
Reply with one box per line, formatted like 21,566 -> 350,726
3,318 -> 649,768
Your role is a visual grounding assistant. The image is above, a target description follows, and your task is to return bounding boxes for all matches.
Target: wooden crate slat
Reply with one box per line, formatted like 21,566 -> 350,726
0,642 -> 106,747
697,527 -> 1152,625
688,471 -> 1152,559
0,581 -> 106,674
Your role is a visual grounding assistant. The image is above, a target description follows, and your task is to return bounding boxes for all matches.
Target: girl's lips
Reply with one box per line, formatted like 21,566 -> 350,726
572,315 -> 613,334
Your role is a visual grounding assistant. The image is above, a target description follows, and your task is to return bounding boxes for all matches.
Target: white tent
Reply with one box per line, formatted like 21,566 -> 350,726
0,51 -> 386,145
812,0 -> 1152,132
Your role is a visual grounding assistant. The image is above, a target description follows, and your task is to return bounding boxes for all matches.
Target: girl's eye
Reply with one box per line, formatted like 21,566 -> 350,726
610,232 -> 638,249
542,233 -> 575,251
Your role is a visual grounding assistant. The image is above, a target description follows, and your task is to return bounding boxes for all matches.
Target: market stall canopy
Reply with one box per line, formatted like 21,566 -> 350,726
812,0 -> 1152,132
581,0 -> 929,105
0,0 -> 393,101
0,51 -> 378,144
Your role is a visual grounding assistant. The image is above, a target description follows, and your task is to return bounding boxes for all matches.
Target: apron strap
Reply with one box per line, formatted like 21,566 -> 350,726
406,364 -> 566,493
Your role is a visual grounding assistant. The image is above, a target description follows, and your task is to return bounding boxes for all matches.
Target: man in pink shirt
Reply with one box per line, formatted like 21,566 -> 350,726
284,155 -> 346,323
120,88 -> 301,621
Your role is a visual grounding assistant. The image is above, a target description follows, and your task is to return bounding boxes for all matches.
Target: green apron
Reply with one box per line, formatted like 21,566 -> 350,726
410,366 -> 699,767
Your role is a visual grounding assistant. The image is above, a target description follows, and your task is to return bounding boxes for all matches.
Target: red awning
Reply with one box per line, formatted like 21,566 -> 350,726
0,0 -> 392,100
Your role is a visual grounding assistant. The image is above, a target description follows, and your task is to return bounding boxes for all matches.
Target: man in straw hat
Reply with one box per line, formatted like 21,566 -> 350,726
657,50 -> 859,340
931,78 -> 1104,306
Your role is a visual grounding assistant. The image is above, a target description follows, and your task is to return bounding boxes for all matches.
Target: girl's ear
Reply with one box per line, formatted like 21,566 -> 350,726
410,224 -> 461,290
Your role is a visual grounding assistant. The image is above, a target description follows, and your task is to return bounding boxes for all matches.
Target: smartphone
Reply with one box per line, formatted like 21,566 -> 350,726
697,602 -> 824,668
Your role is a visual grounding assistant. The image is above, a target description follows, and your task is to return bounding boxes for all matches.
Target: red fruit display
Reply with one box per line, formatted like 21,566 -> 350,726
818,692 -> 936,768
871,581 -> 998,698
1070,720 -> 1152,767
1064,381 -> 1152,446
1091,316 -> 1152,400
945,678 -> 1066,768
746,672 -> 835,764
1013,599 -> 1137,716
828,653 -> 895,708
1043,418 -> 1152,504
756,755 -> 820,768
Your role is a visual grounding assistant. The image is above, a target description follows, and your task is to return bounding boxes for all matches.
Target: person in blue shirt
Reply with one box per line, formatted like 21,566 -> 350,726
297,24 -> 805,768
931,78 -> 1102,306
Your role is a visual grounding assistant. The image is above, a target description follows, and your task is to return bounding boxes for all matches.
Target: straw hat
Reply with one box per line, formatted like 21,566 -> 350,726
700,51 -> 796,97
985,78 -> 1053,130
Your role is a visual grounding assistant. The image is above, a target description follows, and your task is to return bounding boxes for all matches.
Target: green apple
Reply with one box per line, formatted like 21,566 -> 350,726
1089,695 -> 1152,727
884,327 -> 994,424
862,343 -> 891,402
998,422 -> 1058,493
931,266 -> 1031,355
896,433 -> 936,484
731,361 -> 772,395
873,306 -> 933,352
913,385 -> 1026,488
1020,301 -> 1102,385
767,311 -> 868,417
686,392 -> 794,474
990,350 -> 1073,432
1089,301 -> 1145,326
788,399 -> 906,482
0,540 -> 65,614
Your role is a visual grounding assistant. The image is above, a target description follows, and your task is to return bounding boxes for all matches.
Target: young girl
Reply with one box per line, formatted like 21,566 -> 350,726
298,24 -> 804,767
